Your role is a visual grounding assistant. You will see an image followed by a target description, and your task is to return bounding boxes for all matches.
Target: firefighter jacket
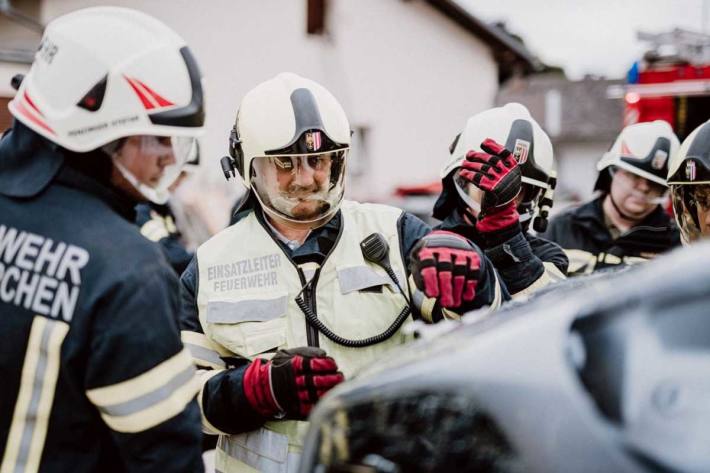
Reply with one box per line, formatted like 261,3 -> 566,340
0,122 -> 204,472
542,196 -> 680,275
135,202 -> 193,275
437,208 -> 567,296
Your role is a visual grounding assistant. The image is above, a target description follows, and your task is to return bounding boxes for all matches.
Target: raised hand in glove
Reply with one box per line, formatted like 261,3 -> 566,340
409,230 -> 481,310
243,347 -> 344,420
458,138 -> 522,242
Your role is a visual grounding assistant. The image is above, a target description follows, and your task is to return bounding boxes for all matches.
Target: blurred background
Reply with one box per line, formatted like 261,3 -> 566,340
2,0 -> 709,247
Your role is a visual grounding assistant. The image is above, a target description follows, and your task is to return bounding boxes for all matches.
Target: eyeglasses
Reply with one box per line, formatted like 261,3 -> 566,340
271,154 -> 333,174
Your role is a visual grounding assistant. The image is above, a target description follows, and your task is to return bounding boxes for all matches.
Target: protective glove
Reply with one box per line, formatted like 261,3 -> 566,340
458,138 -> 521,213
458,138 -> 522,244
409,230 -> 481,310
242,347 -> 344,420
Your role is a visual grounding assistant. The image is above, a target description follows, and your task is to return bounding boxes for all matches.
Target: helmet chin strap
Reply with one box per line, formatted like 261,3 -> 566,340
608,192 -> 645,223
518,202 -> 534,233
112,159 -> 170,204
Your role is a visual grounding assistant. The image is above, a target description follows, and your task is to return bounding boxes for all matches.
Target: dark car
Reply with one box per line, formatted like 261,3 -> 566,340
299,242 -> 710,473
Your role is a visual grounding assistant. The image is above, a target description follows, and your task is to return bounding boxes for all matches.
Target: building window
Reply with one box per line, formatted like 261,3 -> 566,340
306,0 -> 327,35
545,89 -> 562,137
0,97 -> 12,132
347,126 -> 369,178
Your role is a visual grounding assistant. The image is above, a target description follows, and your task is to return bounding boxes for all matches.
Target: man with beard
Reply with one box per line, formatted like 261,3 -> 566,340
543,121 -> 681,274
178,73 -> 506,472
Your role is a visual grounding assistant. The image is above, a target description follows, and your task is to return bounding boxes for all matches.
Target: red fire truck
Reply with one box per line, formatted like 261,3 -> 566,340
610,29 -> 710,141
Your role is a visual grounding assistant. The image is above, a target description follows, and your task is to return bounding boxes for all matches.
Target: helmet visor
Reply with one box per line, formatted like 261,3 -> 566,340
671,183 -> 710,244
453,169 -> 484,216
251,149 -> 347,225
112,135 -> 198,200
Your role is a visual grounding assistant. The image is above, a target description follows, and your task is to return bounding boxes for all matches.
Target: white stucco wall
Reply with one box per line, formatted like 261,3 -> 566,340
323,0 -> 499,200
38,0 -> 499,230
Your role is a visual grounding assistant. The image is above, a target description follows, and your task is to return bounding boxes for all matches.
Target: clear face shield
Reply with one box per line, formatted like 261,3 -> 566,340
453,168 -> 545,222
453,169 -> 484,216
107,135 -> 198,204
671,183 -> 710,244
250,149 -> 348,228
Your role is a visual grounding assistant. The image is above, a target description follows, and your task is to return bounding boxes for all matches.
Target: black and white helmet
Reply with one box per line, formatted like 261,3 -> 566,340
9,7 -> 205,204
226,73 -> 351,228
667,120 -> 710,244
594,120 -> 679,192
439,103 -> 556,231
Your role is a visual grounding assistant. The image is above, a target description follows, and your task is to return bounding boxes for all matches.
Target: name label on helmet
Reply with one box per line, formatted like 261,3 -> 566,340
38,37 -> 59,65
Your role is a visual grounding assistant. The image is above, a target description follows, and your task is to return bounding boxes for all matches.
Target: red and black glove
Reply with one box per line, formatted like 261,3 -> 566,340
458,138 -> 522,243
243,347 -> 344,420
409,230 -> 481,310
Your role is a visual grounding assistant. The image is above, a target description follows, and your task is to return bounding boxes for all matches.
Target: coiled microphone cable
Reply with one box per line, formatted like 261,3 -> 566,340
294,233 -> 412,348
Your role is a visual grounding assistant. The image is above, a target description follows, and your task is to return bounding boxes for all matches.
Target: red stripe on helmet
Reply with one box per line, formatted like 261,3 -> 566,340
23,91 -> 44,117
125,75 -> 156,110
620,141 -> 634,157
134,79 -> 174,108
15,100 -> 55,135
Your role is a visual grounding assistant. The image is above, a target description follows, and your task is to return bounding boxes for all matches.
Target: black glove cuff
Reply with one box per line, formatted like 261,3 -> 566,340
203,365 -> 268,434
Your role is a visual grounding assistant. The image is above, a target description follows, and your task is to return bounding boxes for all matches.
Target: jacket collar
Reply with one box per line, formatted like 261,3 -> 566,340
572,195 -> 673,233
0,121 -> 64,198
0,120 -> 137,221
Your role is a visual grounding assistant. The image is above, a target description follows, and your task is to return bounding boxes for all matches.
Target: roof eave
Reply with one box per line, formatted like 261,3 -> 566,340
425,0 -> 543,73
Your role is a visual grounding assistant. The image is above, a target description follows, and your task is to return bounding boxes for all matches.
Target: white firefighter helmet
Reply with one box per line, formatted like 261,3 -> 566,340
594,121 -> 679,192
9,7 -> 205,203
441,102 -> 555,230
228,72 -> 351,228
667,120 -> 710,244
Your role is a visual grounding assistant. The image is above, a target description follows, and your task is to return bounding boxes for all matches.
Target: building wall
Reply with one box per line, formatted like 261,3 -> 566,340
496,75 -> 624,215
553,141 -> 607,211
0,0 -> 40,125
39,0 -> 499,231
0,0 -> 41,53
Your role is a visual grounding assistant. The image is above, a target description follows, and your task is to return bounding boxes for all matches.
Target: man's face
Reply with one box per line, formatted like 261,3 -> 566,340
114,136 -> 176,187
691,185 -> 710,237
609,168 -> 666,218
272,155 -> 332,219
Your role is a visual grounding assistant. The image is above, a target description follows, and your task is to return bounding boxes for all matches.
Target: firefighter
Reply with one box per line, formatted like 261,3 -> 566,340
433,103 -> 567,296
667,119 -> 710,244
0,7 -> 205,472
179,72 -> 506,472
543,121 -> 681,274
136,143 -> 200,275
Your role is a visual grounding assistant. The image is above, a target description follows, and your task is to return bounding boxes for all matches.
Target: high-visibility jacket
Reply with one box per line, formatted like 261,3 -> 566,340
181,199 -> 509,472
